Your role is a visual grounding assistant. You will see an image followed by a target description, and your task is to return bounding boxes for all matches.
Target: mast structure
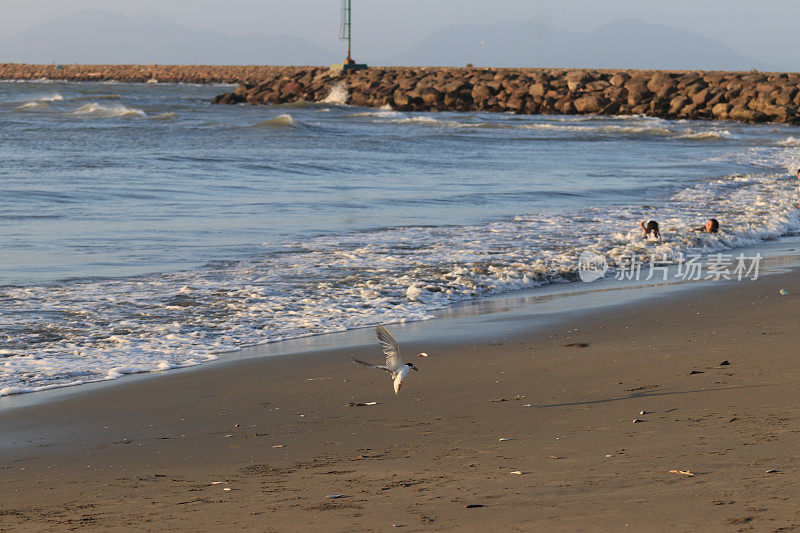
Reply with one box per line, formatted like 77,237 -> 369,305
339,0 -> 352,63
332,0 -> 366,70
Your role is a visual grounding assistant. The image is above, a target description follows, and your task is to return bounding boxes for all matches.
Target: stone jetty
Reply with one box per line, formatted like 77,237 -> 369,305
213,66 -> 800,124
3,64 -> 800,124
0,63 -> 296,84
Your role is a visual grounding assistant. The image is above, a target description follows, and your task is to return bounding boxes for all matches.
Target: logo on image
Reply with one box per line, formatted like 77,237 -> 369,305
578,251 -> 608,283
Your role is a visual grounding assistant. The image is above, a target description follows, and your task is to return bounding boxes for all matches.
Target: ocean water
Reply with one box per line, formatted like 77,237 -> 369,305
1,80 -> 799,396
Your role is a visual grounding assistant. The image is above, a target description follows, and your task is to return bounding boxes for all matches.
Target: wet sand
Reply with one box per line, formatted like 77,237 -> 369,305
1,268 -> 800,531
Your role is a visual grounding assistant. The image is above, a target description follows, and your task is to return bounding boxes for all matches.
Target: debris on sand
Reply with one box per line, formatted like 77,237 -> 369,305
491,395 -> 526,403
626,384 -> 659,392
689,370 -> 705,375
564,343 -> 590,348
326,494 -> 347,499
465,504 -> 485,509
668,470 -> 695,477
346,401 -> 378,407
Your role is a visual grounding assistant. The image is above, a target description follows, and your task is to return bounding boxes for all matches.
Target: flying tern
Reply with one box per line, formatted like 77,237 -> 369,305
352,324 -> 421,394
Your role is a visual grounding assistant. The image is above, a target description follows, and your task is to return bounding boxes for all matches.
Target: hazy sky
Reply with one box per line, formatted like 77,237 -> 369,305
0,0 -> 797,64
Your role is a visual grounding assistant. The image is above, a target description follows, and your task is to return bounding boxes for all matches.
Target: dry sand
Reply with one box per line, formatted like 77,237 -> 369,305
1,268 -> 800,531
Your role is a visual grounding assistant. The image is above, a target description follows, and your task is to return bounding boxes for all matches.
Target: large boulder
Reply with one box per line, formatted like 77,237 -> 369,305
669,95 -> 690,114
728,106 -> 768,123
471,83 -> 494,104
691,88 -> 714,106
609,73 -> 630,87
625,80 -> 652,105
212,93 -> 244,105
392,90 -> 411,108
646,72 -> 675,94
573,95 -> 607,114
233,83 -> 254,97
566,70 -> 591,91
529,82 -> 548,97
711,102 -> 731,119
419,87 -> 443,106
504,90 -> 528,113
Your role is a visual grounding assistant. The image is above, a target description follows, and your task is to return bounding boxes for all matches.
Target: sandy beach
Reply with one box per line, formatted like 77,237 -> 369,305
1,261 -> 799,531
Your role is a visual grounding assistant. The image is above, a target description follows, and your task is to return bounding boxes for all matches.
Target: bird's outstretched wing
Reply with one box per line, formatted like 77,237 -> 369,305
351,355 -> 391,373
375,324 -> 403,371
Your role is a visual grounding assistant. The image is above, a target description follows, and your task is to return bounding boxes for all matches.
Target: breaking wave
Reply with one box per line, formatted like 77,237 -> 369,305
71,103 -> 146,118
1,169 -> 798,396
320,82 -> 349,105
251,114 -> 296,128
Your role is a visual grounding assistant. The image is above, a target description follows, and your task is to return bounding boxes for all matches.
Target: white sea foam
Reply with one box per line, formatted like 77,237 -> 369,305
777,136 -> 800,147
71,103 -> 146,118
376,114 -> 733,140
1,169 -> 798,397
17,101 -> 48,110
321,82 -> 349,105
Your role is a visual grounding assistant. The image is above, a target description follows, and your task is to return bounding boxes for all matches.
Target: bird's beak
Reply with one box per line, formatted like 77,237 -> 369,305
413,366 -> 419,371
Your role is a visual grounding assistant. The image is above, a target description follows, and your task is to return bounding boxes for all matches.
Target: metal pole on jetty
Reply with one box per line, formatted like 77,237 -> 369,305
331,0 -> 367,72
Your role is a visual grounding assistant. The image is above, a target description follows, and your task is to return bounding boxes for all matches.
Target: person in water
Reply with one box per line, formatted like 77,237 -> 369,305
640,220 -> 661,239
691,218 -> 719,233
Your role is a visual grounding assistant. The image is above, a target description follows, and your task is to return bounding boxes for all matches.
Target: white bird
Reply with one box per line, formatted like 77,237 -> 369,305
352,324 -> 420,394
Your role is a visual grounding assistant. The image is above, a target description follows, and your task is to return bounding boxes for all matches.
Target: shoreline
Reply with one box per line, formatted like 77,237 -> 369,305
2,236 -> 797,413
2,242 -> 800,529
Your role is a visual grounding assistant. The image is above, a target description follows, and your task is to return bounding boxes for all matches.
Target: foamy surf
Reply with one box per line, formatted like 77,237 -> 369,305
320,82 -> 349,105
1,169 -> 798,397
3,81 -> 800,399
378,115 -> 733,140
17,101 -> 49,110
71,102 -> 146,118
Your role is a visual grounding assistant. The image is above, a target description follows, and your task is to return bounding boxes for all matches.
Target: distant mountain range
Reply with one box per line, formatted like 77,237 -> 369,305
0,11 -> 775,71
388,19 -> 772,71
0,10 -> 341,65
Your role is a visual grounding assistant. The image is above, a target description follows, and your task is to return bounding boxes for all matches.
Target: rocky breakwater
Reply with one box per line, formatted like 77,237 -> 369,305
213,67 -> 800,124
0,63 -> 313,84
